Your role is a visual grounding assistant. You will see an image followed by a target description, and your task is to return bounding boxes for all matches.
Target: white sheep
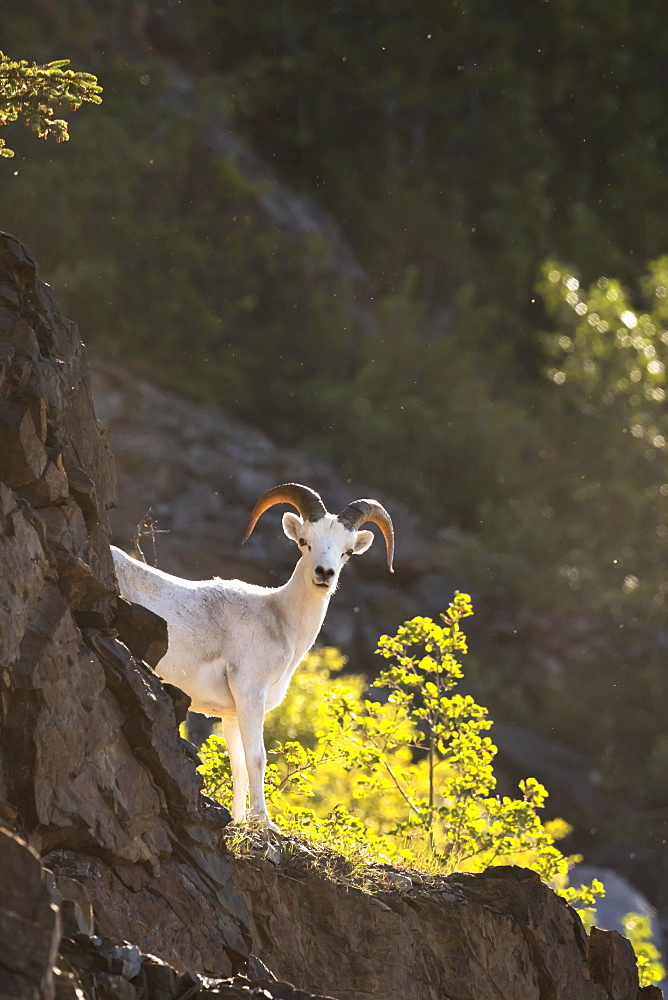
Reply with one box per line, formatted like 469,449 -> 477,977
111,483 -> 394,831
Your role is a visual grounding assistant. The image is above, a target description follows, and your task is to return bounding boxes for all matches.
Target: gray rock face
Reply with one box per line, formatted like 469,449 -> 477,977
0,232 -> 251,978
0,827 -> 59,1000
0,232 -> 656,1000
232,861 -> 656,1000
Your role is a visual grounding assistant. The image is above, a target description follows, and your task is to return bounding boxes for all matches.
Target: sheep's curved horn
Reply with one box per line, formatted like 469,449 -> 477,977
337,499 -> 395,573
242,483 -> 328,543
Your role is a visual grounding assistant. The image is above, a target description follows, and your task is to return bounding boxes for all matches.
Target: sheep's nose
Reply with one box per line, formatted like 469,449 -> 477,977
315,566 -> 335,582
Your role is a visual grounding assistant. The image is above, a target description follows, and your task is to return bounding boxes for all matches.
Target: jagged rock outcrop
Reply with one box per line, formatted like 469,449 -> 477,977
0,232 -> 659,999
233,859 -> 657,1000
0,232 -> 270,992
0,825 -> 333,1000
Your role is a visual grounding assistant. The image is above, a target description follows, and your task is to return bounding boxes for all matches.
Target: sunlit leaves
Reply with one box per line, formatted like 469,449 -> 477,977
539,257 -> 668,618
541,258 -> 668,450
0,50 -> 102,157
560,878 -> 605,931
621,912 -> 667,988
199,595 -> 595,910
196,733 -> 232,806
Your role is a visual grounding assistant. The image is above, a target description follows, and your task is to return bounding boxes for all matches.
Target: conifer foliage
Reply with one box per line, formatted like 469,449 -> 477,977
0,50 -> 101,157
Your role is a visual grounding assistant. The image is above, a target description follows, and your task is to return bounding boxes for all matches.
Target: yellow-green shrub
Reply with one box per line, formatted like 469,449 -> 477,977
199,595 -> 596,896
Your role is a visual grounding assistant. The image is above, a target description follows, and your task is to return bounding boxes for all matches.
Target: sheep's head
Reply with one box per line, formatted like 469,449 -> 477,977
242,483 -> 394,591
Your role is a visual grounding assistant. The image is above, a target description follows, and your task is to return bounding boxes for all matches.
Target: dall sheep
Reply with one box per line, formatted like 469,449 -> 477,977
111,483 -> 394,831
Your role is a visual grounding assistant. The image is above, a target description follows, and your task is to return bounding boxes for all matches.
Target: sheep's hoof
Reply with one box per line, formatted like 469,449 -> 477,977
229,812 -> 282,837
249,814 -> 281,836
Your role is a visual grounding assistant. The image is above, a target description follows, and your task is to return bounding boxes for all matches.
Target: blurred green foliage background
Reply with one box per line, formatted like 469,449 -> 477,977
3,0 -> 668,825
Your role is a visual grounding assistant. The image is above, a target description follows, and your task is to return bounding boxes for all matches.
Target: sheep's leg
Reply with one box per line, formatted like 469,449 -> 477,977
221,714 -> 249,823
232,687 -> 279,833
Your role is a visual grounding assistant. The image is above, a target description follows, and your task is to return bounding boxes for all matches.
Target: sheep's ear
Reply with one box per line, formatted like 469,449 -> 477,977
352,529 -> 374,555
282,512 -> 304,543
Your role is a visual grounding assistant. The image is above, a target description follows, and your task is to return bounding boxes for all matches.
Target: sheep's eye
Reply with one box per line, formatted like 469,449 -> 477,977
345,549 -> 353,558
299,538 -> 307,547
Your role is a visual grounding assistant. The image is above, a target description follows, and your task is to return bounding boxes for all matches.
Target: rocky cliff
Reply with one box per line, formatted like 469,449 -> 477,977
0,232 -> 659,999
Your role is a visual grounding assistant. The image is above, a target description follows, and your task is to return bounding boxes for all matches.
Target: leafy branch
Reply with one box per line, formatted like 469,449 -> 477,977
0,50 -> 102,157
